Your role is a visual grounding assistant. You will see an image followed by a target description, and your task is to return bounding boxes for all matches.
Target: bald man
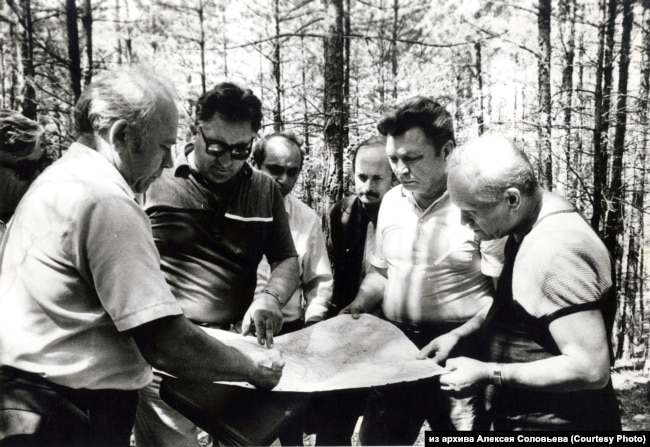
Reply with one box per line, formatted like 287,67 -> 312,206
434,133 -> 621,430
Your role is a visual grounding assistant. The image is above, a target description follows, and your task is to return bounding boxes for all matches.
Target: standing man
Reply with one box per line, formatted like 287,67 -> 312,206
0,67 -> 284,447
252,131 -> 333,446
343,97 -> 504,444
437,133 -> 621,430
0,110 -> 48,241
252,131 -> 332,333
327,135 -> 394,317
306,135 -> 393,446
134,83 -> 300,447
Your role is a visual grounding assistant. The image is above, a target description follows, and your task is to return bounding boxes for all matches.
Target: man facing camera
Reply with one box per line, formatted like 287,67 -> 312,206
134,83 -> 299,447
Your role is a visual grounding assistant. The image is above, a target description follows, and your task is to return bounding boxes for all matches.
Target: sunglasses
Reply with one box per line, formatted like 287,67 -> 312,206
198,126 -> 254,160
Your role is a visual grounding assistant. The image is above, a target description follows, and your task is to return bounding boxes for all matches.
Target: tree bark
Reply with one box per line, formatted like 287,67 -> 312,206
19,0 -> 36,119
604,0 -> 632,257
323,0 -> 348,207
475,41 -> 484,135
537,0 -> 553,190
560,0 -> 576,201
592,0 -> 617,232
272,0 -> 283,130
82,0 -> 93,86
66,0 -> 82,101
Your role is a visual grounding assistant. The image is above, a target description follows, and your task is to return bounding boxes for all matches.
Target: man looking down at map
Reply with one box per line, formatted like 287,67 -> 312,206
0,67 -> 284,447
433,133 -> 620,430
342,96 -> 504,443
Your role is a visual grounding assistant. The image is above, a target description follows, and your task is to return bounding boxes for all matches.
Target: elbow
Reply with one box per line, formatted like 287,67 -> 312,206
582,364 -> 610,390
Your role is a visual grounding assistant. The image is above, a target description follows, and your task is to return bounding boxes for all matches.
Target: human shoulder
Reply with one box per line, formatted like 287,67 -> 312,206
329,195 -> 358,216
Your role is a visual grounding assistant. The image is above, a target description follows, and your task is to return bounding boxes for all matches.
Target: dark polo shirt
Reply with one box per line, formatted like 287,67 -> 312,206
143,149 -> 297,326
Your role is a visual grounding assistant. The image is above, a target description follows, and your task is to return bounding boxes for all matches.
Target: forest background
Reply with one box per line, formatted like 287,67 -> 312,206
1,0 -> 649,380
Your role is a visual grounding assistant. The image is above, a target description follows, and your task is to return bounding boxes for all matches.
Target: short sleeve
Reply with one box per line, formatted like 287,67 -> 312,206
78,195 -> 182,331
265,184 -> 298,264
512,227 -> 612,320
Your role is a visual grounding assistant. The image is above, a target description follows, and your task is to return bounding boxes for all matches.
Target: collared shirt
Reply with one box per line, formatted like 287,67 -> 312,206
374,186 -> 505,326
0,143 -> 182,390
256,194 -> 333,323
143,149 -> 297,326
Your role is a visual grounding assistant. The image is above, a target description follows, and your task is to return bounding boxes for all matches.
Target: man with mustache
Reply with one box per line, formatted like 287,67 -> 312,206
328,135 -> 394,318
308,135 -> 393,446
343,97 -> 505,443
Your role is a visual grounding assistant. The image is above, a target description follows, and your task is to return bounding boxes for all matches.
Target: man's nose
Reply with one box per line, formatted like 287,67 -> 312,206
162,147 -> 174,169
395,160 -> 409,176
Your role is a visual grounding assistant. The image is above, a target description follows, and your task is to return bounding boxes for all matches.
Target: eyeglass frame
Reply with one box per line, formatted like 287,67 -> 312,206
197,126 -> 254,160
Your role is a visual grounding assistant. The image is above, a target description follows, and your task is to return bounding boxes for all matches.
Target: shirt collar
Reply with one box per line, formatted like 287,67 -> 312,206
67,142 -> 137,202
400,185 -> 449,214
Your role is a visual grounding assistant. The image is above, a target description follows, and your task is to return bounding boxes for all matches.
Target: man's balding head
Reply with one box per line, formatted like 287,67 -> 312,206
447,134 -> 537,203
447,133 -> 539,240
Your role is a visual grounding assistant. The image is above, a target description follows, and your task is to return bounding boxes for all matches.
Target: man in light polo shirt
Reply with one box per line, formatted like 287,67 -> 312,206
0,67 -> 284,447
343,97 -> 504,444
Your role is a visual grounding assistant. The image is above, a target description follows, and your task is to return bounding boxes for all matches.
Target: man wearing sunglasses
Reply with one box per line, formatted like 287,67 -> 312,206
134,82 -> 299,447
0,110 -> 49,242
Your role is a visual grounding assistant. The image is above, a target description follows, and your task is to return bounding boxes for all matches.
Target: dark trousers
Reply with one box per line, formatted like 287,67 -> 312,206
307,389 -> 366,446
359,322 -> 486,445
0,366 -> 138,447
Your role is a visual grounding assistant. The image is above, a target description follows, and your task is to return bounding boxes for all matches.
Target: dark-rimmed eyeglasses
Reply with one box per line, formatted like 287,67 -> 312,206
198,126 -> 253,160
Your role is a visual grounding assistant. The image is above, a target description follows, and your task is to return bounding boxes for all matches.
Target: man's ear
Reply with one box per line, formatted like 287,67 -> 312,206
442,141 -> 455,160
504,187 -> 522,210
108,119 -> 130,154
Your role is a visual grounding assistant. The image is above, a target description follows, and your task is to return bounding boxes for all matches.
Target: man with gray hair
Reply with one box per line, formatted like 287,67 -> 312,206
0,67 -> 284,447
438,133 -> 620,430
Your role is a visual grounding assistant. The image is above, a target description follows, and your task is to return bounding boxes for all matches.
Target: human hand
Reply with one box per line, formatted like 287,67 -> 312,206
247,348 -> 285,390
242,293 -> 283,348
439,357 -> 490,396
416,332 -> 461,364
338,300 -> 365,319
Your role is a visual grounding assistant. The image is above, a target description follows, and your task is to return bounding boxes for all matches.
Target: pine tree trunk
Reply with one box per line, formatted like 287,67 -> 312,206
66,0 -> 81,100
560,0 -> 576,201
475,41 -> 485,135
592,0 -> 617,233
604,0 -> 632,257
19,0 -> 36,119
323,0 -> 348,207
82,0 -> 92,86
537,0 -> 553,190
272,0 -> 283,131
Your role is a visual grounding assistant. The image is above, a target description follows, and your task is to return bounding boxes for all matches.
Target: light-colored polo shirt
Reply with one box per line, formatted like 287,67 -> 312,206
0,143 -> 182,390
256,194 -> 332,323
374,186 -> 505,326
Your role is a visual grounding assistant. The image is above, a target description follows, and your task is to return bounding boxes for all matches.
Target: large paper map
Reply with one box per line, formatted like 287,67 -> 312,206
201,314 -> 447,392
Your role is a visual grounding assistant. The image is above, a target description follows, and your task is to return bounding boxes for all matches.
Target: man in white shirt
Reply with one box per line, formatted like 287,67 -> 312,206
252,131 -> 333,334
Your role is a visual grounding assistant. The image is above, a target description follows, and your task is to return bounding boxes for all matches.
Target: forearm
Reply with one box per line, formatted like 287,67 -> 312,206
449,300 -> 491,339
132,315 -> 258,383
353,268 -> 386,312
490,354 -> 609,392
266,256 -> 300,305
